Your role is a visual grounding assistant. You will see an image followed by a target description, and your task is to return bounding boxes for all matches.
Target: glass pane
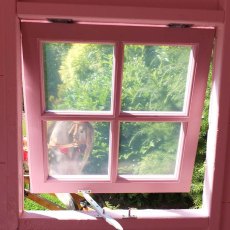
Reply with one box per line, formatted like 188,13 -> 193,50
122,45 -> 192,112
47,121 -> 110,176
118,122 -> 181,176
43,43 -> 114,111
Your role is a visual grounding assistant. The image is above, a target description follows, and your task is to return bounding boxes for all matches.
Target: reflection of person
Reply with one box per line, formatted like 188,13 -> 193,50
23,136 -> 29,173
48,121 -> 94,175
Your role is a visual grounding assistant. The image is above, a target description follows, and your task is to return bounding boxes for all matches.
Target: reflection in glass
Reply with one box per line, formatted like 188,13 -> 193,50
122,45 -> 192,112
43,43 -> 114,111
118,122 -> 181,175
47,121 -> 110,176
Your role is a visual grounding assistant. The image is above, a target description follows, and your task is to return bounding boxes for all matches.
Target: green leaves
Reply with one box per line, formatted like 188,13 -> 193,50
119,122 -> 180,175
50,43 -> 114,111
122,45 -> 190,111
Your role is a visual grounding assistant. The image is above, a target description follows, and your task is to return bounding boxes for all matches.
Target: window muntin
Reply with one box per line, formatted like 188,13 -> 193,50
22,23 -> 214,193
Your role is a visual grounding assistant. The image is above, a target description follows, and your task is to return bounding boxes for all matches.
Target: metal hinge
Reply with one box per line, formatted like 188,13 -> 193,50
47,18 -> 75,24
167,23 -> 193,28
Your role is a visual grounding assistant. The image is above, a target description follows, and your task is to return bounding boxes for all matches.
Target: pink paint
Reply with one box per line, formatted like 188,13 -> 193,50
17,2 -> 223,26
1,0 -> 230,229
22,22 -> 214,193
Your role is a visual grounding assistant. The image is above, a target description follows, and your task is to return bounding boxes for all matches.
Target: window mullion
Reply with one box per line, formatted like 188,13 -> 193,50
110,42 -> 124,183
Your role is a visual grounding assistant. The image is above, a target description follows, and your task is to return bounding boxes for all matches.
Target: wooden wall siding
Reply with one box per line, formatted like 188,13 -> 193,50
0,165 -> 7,230
2,0 -> 23,229
218,0 -> 230,207
0,77 -> 6,163
0,0 -> 229,229
221,203 -> 230,230
0,2 -> 7,230
18,0 -> 219,10
0,6 -> 4,76
223,124 -> 230,202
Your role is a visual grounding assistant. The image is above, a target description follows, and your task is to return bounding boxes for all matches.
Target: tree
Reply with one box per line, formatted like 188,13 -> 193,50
122,45 -> 190,112
52,43 -> 113,111
43,42 -> 71,109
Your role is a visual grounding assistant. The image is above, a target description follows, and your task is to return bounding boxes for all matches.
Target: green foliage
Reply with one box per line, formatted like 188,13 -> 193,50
119,122 -> 180,175
122,45 -> 190,111
24,198 -> 47,211
97,193 -> 193,209
24,194 -> 66,211
50,44 -> 113,111
84,122 -> 110,175
43,43 -> 71,109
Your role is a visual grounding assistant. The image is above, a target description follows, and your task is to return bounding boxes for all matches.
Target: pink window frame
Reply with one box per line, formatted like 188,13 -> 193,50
22,22 -> 214,194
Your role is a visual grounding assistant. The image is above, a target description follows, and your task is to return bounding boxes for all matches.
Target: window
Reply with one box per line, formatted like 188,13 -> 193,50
21,22 -> 214,193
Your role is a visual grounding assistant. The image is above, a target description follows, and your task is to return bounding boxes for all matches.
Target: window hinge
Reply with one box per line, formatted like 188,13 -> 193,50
47,18 -> 75,24
78,190 -> 92,194
81,191 -> 123,230
167,23 -> 193,28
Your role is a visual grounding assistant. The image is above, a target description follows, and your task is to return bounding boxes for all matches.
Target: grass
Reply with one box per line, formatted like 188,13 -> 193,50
24,182 -> 67,210
24,194 -> 66,210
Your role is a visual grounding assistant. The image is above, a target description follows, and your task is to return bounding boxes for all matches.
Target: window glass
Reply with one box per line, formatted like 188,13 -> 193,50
118,122 -> 181,176
122,45 -> 192,112
47,121 -> 110,176
43,43 -> 114,112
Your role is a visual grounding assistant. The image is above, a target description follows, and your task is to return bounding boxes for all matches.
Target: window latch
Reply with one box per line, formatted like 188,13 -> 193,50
47,18 -> 75,24
167,23 -> 193,28
81,191 -> 123,230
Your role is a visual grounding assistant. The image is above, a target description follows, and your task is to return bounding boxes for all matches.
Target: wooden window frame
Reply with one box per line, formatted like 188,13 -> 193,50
22,22 -> 213,193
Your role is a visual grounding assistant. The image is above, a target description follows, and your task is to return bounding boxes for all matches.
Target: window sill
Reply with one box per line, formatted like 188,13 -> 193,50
19,209 -> 209,230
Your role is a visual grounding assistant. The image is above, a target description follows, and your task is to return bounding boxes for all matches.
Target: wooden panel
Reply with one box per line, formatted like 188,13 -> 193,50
223,124 -> 230,202
0,2 -> 7,229
221,203 -> 230,230
216,0 -> 230,204
19,210 -> 209,230
17,2 -> 224,26
18,0 -> 219,10
0,77 -> 6,163
0,164 -> 7,230
0,3 -> 4,75
3,0 -> 23,229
